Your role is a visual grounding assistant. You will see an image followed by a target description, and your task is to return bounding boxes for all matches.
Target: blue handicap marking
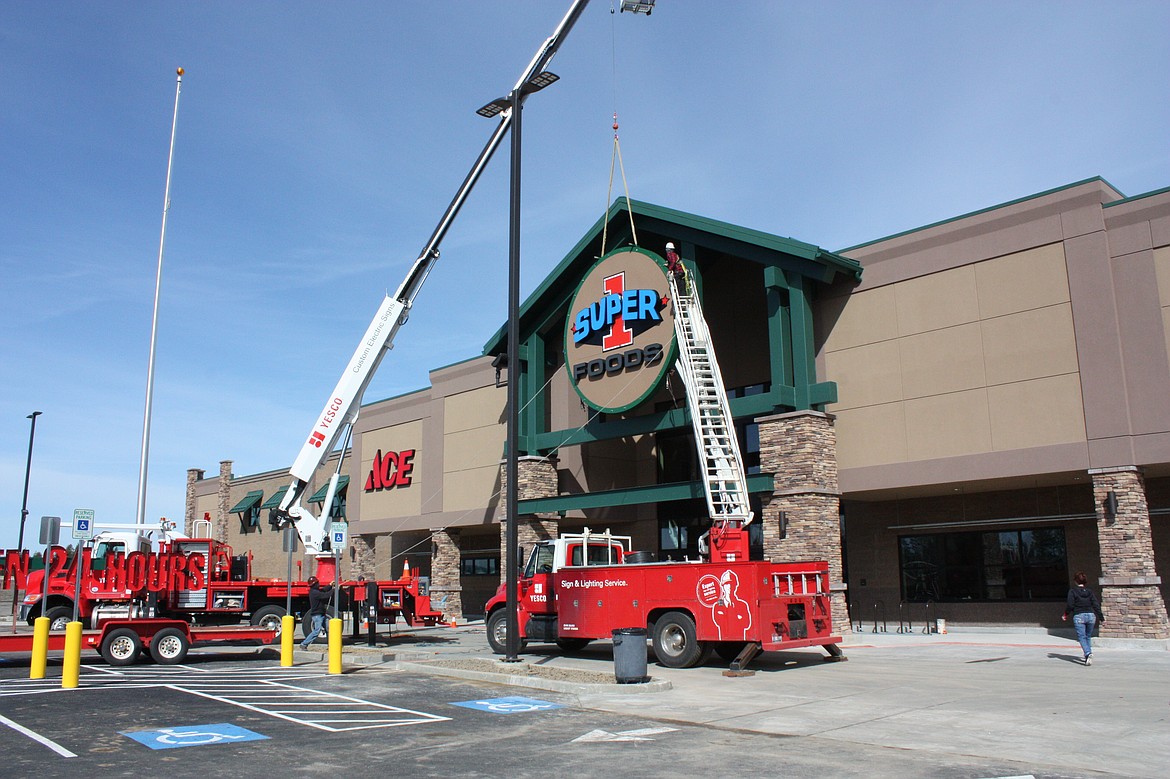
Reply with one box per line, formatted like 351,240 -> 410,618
121,722 -> 269,750
451,696 -> 563,714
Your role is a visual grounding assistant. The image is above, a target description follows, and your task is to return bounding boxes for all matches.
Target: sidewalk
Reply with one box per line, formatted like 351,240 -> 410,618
332,621 -> 1170,778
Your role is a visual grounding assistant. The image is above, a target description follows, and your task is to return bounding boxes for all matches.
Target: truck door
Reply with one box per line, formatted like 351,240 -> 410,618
520,543 -> 556,615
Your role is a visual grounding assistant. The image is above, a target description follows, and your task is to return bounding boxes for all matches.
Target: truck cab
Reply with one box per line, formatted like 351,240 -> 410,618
484,529 -> 632,653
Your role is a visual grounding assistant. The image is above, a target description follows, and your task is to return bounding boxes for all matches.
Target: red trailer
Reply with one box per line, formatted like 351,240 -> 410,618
0,619 -> 277,666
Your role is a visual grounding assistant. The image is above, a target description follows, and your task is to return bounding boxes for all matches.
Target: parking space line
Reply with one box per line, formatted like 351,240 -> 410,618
1,664 -> 451,733
0,713 -> 77,758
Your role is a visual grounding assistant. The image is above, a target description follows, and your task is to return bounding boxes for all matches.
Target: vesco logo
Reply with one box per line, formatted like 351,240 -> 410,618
308,431 -> 326,449
564,248 -> 677,414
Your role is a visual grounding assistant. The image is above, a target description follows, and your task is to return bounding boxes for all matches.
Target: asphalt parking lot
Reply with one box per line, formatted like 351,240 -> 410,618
1,622 -> 1167,778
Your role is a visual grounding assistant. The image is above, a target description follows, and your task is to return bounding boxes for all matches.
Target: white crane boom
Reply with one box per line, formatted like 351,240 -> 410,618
275,0 -> 591,553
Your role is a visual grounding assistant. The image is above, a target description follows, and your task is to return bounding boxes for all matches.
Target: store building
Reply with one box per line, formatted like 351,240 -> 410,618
189,177 -> 1170,638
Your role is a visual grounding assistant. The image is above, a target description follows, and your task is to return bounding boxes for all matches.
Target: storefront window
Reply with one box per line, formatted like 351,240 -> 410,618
460,556 -> 499,576
899,527 -> 1067,602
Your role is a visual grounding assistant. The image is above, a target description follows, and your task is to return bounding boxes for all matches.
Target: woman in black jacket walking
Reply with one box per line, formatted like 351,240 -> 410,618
1062,571 -> 1104,665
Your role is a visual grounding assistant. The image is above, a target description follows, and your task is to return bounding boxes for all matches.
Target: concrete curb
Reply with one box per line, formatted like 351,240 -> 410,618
388,659 -> 672,695
293,648 -> 673,692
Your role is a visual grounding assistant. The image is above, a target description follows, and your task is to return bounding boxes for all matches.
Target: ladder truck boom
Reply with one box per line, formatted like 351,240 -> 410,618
276,0 -> 591,553
665,242 -> 754,527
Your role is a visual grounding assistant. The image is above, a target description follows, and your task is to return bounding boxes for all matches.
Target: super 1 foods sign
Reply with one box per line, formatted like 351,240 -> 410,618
565,247 -> 677,413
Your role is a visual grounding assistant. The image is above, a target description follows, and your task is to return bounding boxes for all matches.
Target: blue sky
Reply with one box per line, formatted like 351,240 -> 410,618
3,1 -> 1169,546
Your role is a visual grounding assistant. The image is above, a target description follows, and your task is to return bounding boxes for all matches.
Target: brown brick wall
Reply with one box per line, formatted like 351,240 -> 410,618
215,460 -> 232,543
185,468 -> 204,537
352,534 -> 376,579
1090,467 -> 1170,639
843,485 -> 1103,629
758,410 -> 850,633
429,527 -> 462,621
496,456 -> 559,583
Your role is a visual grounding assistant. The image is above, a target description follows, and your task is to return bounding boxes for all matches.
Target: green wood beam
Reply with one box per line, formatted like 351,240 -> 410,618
786,270 -> 816,410
518,472 -> 776,514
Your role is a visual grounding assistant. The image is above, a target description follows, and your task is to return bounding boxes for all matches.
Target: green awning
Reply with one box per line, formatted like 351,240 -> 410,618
309,475 -> 350,503
229,489 -> 264,513
260,486 -> 289,510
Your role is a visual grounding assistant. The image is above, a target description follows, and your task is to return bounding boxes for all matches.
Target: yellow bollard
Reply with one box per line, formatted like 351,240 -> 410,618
30,616 -> 50,679
281,615 -> 295,666
61,621 -> 83,688
328,617 -> 342,674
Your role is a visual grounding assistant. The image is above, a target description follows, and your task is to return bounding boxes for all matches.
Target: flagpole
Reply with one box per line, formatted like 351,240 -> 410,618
135,67 -> 183,528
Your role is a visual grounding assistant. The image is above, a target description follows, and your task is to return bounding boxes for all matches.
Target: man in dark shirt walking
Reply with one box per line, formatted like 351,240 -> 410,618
299,576 -> 333,650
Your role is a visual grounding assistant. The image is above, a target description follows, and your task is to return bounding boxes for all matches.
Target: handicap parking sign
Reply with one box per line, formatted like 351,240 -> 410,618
451,696 -> 563,714
72,509 -> 94,541
121,723 -> 269,750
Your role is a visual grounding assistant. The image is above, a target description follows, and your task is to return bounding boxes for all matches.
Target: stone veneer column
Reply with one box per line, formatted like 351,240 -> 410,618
429,528 -> 463,622
497,455 -> 560,583
185,468 -> 204,537
1089,467 -> 1170,639
757,410 -> 850,634
215,460 -> 232,543
351,534 -> 376,580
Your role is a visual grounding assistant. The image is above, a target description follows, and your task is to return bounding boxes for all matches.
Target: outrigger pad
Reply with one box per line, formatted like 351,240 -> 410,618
822,643 -> 848,661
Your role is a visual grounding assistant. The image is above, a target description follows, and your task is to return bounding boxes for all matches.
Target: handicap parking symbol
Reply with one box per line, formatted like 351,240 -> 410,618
451,696 -> 563,714
121,722 -> 269,750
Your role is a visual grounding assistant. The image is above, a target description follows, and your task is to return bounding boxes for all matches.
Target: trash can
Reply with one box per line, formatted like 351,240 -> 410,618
611,627 -> 649,684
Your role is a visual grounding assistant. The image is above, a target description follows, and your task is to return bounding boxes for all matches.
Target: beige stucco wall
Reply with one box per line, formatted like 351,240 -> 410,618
1153,246 -> 1170,365
825,242 -> 1087,470
442,384 -> 506,513
360,420 -> 424,518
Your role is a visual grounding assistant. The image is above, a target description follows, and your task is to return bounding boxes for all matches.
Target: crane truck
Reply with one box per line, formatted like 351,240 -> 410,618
1,521 -> 281,665
482,244 -> 845,671
3,516 -> 444,648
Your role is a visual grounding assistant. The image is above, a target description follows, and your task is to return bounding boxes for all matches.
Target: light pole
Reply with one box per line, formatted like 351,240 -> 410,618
480,72 -> 560,664
477,0 -> 588,664
17,411 -> 42,550
11,410 -> 41,632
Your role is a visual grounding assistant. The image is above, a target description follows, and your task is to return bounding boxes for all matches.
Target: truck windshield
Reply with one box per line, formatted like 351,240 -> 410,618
90,541 -> 124,572
524,545 -> 555,577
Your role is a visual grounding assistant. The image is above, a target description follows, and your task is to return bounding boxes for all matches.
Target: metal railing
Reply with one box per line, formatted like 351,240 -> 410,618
898,600 -> 937,634
857,600 -> 886,634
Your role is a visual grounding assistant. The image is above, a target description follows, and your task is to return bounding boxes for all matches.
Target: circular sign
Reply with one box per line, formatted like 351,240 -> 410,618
564,247 -> 677,413
696,574 -> 721,607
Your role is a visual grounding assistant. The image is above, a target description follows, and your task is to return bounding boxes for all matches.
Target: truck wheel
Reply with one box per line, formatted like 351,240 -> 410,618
486,610 -> 508,654
250,605 -> 286,636
556,638 -> 591,652
101,627 -> 143,666
44,606 -> 73,632
652,611 -> 710,668
486,610 -> 528,654
149,627 -> 190,664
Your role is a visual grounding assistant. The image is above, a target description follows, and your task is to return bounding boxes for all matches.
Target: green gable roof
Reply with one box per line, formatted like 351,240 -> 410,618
483,198 -> 861,355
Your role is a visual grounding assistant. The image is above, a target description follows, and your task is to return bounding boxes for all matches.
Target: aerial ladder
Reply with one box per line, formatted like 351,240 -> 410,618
664,243 -> 754,551
274,0 -> 592,553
